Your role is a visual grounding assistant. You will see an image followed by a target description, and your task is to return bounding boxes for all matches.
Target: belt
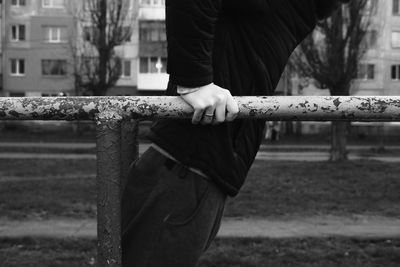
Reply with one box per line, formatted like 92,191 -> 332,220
151,144 -> 210,180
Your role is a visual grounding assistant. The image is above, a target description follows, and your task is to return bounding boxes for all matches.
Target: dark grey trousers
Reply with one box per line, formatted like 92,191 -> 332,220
121,147 -> 226,267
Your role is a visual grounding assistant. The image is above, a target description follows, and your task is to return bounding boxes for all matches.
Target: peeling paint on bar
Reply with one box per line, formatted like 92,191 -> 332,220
236,96 -> 400,121
1,96 -> 400,121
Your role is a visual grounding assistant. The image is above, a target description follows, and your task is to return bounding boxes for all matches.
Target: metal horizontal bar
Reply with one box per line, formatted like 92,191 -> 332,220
1,96 -> 400,121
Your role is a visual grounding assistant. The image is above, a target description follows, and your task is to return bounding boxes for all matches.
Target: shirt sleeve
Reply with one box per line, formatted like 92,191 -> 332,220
176,87 -> 201,95
166,0 -> 222,87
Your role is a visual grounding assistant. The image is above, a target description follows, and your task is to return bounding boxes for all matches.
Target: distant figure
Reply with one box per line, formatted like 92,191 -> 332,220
122,1 -> 348,266
265,121 -> 281,141
272,121 -> 282,141
265,121 -> 273,140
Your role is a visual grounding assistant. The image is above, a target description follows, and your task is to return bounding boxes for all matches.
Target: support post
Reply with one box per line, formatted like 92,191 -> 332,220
96,118 -> 122,267
120,119 -> 140,193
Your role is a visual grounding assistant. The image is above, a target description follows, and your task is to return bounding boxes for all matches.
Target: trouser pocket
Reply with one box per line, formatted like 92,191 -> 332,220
158,171 -> 226,267
162,170 -> 211,226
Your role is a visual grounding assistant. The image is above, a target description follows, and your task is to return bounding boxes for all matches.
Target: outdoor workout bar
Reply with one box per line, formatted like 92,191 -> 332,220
1,95 -> 400,267
1,96 -> 400,121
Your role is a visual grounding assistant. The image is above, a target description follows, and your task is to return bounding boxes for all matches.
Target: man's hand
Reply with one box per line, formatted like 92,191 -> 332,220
178,83 -> 239,125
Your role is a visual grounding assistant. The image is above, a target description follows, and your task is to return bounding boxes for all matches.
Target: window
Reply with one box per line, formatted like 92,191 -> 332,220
121,27 -> 132,42
140,0 -> 165,6
139,58 -> 148,73
391,31 -> 400,48
42,0 -> 64,8
44,26 -> 65,43
42,92 -> 66,97
391,65 -> 400,80
139,21 -> 166,42
83,26 -> 99,43
11,0 -> 26,6
11,25 -> 26,41
42,60 -> 68,76
83,26 -> 92,42
139,57 -> 167,73
357,64 -> 375,80
394,0 -> 400,15
10,59 -> 25,76
363,30 -> 378,48
9,92 -> 26,97
122,60 -> 132,77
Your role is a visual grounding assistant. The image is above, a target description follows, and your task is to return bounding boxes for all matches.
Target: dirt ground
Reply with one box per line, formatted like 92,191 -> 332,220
1,215 -> 400,239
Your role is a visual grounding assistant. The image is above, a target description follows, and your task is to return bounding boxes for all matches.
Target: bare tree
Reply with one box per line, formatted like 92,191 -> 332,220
69,0 -> 136,96
291,0 -> 373,161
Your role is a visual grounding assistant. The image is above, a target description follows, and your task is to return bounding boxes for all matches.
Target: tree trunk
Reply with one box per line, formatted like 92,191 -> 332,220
330,85 -> 350,161
97,0 -> 108,96
376,123 -> 385,152
330,121 -> 348,161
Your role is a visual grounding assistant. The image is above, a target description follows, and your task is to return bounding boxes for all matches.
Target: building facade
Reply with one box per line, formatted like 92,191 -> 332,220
293,0 -> 400,97
110,0 -> 168,96
0,0 -> 168,97
363,0 -> 400,96
352,0 -> 400,96
0,0 -> 3,91
1,0 -> 75,97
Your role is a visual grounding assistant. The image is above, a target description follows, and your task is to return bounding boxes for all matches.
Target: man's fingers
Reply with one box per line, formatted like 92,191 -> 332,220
192,109 -> 204,124
179,83 -> 238,124
201,106 -> 216,125
214,98 -> 227,124
226,96 -> 239,122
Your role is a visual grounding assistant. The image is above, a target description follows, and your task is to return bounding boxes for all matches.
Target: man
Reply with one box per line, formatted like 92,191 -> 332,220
122,1 -> 349,266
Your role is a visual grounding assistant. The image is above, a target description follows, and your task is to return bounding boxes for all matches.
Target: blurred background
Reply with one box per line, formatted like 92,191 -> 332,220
1,0 -> 400,266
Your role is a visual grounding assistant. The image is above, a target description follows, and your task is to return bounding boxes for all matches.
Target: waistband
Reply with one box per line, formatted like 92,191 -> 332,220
150,144 -> 210,180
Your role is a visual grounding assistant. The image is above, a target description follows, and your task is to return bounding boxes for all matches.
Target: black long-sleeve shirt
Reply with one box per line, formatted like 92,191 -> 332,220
150,0 -> 340,196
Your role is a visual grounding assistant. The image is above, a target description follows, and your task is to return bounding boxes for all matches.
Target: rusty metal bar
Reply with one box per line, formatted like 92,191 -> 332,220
96,116 -> 122,267
1,96 -> 400,121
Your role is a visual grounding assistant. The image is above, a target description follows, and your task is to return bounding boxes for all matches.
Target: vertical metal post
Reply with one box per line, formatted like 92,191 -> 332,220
96,118 -> 122,267
120,119 -> 140,193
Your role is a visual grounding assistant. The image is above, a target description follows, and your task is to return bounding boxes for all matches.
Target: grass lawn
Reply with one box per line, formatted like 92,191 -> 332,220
226,159 -> 400,218
1,159 -> 400,219
198,237 -> 400,267
0,159 -> 96,219
0,120 -> 152,143
0,238 -> 96,267
0,159 -> 95,178
1,237 -> 399,267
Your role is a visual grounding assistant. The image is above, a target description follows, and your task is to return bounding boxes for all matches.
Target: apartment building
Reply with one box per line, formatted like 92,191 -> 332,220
110,0 -> 168,96
292,0 -> 400,97
365,0 -> 400,96
351,0 -> 399,96
0,0 -> 167,97
0,1 -> 3,90
1,0 -> 75,97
